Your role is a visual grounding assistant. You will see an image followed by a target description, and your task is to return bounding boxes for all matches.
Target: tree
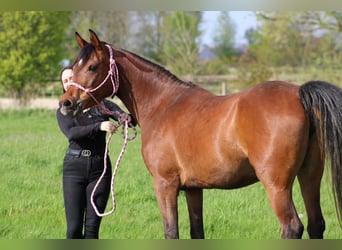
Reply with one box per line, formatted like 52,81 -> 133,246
160,11 -> 202,76
129,11 -> 165,63
67,11 -> 164,62
68,11 -> 131,47
212,11 -> 237,59
66,11 -> 204,77
248,11 -> 342,68
0,11 -> 69,102
248,12 -> 305,67
67,11 -> 131,59
239,11 -> 342,87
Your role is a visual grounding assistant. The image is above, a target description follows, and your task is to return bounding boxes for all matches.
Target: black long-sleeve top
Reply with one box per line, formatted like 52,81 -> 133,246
56,99 -> 125,155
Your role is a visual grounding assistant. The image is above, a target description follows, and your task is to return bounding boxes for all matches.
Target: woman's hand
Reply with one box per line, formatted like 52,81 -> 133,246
100,121 -> 118,134
118,113 -> 132,125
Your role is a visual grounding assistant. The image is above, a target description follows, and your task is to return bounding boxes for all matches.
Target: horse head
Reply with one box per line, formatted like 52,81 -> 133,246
59,29 -> 119,116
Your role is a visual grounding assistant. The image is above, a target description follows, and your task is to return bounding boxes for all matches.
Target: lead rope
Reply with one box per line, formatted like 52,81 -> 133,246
90,120 -> 137,217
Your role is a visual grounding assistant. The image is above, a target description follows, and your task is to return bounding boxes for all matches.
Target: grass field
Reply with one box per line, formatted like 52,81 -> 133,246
0,109 -> 341,239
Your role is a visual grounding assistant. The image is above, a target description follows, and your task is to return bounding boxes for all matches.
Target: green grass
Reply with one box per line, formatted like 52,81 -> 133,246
0,109 -> 341,239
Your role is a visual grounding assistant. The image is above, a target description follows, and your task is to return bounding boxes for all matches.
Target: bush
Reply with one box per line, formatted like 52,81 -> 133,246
236,53 -> 273,89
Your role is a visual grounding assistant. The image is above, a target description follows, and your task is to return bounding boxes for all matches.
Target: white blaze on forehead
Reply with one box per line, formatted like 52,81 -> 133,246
78,59 -> 83,66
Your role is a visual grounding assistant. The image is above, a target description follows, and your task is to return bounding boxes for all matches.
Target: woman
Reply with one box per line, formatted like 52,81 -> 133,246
56,67 -> 134,239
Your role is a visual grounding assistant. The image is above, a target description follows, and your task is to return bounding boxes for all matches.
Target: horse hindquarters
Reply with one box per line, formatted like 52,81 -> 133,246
236,82 -> 309,238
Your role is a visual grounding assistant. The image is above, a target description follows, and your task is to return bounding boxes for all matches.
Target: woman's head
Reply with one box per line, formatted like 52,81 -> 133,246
60,66 -> 73,92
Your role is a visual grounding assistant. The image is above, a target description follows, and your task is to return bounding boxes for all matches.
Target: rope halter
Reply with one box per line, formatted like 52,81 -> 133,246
65,44 -> 119,107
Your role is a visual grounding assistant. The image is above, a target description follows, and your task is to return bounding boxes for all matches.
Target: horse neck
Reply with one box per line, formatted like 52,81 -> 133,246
115,50 -> 186,126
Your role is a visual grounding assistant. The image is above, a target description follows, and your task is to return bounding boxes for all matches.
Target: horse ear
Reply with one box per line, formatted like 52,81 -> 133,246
75,32 -> 88,48
89,29 -> 103,52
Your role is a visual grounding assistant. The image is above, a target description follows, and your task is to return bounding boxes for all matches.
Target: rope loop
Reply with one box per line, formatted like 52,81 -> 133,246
90,119 -> 135,217
121,123 -> 137,141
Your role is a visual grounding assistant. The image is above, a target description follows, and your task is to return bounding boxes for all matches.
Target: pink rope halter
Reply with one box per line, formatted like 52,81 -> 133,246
66,44 -> 119,107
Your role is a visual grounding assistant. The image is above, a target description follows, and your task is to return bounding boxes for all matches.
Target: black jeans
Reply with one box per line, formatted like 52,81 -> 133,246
63,153 -> 112,239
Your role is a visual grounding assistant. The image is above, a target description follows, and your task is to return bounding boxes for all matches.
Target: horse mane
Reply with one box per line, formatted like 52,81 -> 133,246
118,48 -> 197,88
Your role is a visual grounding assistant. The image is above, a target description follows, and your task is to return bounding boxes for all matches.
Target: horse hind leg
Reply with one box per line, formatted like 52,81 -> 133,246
266,186 -> 304,238
185,188 -> 204,239
297,133 -> 325,238
253,158 -> 304,238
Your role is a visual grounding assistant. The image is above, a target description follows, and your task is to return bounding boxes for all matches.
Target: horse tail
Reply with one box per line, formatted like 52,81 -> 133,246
299,80 -> 342,227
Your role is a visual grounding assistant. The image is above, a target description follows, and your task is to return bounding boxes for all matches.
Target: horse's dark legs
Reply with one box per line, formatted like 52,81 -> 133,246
298,178 -> 325,238
298,133 -> 325,238
153,176 -> 180,239
185,188 -> 204,239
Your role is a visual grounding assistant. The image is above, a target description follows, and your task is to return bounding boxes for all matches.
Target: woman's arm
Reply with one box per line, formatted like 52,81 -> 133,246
102,99 -> 125,121
102,100 -> 137,126
56,109 -> 101,140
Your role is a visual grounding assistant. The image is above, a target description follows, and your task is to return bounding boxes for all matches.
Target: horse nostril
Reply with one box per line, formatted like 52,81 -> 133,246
63,99 -> 72,107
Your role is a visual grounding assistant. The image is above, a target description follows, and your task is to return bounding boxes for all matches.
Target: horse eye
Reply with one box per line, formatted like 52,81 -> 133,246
88,65 -> 97,72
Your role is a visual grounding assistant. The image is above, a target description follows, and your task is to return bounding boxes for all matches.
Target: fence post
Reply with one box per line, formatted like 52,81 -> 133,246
221,82 -> 227,95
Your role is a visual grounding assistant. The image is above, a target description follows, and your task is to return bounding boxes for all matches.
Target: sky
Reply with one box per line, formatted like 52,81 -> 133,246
201,11 -> 258,46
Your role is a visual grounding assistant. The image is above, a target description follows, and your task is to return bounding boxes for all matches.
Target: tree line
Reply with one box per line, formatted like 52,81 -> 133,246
0,11 -> 340,102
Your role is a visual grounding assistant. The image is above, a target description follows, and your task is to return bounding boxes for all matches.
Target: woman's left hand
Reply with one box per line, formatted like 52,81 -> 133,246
118,113 -> 132,125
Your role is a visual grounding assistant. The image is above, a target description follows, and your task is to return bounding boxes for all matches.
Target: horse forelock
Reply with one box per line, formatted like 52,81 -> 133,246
73,44 -> 95,68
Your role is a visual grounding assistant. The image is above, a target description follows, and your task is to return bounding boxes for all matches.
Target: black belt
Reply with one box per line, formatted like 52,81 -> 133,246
67,148 -> 100,157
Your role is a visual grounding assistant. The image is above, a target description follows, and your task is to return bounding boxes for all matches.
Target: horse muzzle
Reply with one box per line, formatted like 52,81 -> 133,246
59,98 -> 84,117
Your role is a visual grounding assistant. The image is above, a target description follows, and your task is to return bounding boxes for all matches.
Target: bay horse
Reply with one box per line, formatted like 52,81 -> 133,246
59,30 -> 342,239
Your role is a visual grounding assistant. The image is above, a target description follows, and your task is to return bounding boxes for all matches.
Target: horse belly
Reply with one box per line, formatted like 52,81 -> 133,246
180,157 -> 258,190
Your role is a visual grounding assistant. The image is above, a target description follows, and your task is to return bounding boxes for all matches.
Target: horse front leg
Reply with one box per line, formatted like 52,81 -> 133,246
185,188 -> 204,239
154,176 -> 180,239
